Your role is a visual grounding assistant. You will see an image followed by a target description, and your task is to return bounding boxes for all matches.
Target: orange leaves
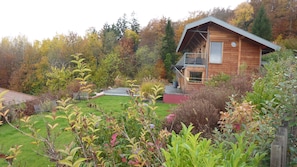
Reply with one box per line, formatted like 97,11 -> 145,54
218,100 -> 257,132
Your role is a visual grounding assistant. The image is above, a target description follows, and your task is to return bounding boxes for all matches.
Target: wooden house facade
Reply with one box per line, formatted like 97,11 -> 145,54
174,16 -> 281,93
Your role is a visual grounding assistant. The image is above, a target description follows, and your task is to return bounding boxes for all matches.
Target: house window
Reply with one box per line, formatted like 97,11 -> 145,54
210,42 -> 223,64
189,71 -> 203,82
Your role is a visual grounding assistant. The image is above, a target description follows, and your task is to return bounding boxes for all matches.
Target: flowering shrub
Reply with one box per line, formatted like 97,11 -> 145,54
218,98 -> 256,132
215,97 -> 276,166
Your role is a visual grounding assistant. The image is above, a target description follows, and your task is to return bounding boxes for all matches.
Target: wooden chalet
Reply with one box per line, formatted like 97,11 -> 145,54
174,16 -> 281,93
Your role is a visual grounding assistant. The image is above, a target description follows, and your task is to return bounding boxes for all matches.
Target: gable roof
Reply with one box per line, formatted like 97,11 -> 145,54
176,16 -> 281,53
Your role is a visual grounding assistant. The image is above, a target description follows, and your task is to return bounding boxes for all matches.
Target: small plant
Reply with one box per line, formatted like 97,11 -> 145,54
71,53 -> 93,99
140,80 -> 165,100
163,123 -> 265,167
162,123 -> 221,167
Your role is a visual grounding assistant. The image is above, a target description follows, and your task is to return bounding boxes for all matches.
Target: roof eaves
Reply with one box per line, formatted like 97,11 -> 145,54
176,16 -> 281,52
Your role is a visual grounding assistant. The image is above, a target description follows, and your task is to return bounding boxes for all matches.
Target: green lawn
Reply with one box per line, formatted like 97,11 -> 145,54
0,95 -> 176,166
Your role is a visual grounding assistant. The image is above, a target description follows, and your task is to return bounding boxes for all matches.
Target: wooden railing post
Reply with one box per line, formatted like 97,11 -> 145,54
270,126 -> 288,167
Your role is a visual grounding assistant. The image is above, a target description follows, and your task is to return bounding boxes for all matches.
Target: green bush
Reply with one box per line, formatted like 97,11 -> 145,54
162,123 -> 265,167
140,80 -> 165,99
246,50 -> 295,110
206,72 -> 254,99
205,72 -> 231,87
135,65 -> 159,82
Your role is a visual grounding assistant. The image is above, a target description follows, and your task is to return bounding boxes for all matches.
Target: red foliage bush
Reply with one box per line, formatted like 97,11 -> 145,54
23,100 -> 38,116
165,99 -> 219,138
188,86 -> 234,112
164,86 -> 235,138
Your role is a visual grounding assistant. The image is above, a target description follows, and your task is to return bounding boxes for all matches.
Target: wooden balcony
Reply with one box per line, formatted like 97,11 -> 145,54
176,52 -> 207,67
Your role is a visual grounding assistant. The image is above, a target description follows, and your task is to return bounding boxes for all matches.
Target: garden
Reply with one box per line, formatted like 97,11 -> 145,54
1,49 -> 297,166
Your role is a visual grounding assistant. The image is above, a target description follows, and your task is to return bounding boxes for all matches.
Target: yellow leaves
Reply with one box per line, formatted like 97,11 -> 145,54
6,145 -> 23,161
82,135 -> 98,147
47,123 -> 59,130
56,98 -> 73,111
0,109 -> 9,117
31,140 -> 40,145
230,2 -> 254,30
0,90 -> 8,119
0,90 -> 8,104
21,116 -> 31,123
219,100 -> 258,132
58,142 -> 87,167
45,114 -> 65,121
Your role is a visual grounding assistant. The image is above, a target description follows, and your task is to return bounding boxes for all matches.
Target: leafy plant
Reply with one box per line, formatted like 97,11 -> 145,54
140,80 -> 165,100
205,72 -> 231,87
163,123 -> 265,167
71,53 -> 93,97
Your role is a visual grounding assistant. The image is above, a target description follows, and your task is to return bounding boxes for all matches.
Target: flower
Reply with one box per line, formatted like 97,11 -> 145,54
166,113 -> 176,123
149,124 -> 155,129
110,133 -> 118,147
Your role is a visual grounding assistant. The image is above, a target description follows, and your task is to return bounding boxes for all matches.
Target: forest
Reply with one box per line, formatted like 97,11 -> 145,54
0,0 -> 296,95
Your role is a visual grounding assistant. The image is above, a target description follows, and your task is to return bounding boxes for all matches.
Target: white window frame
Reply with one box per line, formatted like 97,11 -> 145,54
209,42 -> 223,64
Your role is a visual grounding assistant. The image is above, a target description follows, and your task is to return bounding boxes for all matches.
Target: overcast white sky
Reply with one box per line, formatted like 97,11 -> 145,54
0,0 -> 246,42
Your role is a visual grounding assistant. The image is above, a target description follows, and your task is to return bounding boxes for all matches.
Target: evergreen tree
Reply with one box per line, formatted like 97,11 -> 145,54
161,19 -> 176,63
130,12 -> 140,34
252,5 -> 272,41
160,19 -> 177,80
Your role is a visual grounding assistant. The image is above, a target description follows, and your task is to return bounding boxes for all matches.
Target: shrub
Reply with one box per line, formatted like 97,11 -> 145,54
205,72 -> 231,87
165,100 -> 219,138
246,50 -> 294,110
214,98 -> 276,166
162,124 -> 265,167
113,75 -> 129,87
228,73 -> 254,97
140,80 -> 165,99
187,87 -> 234,112
135,66 -> 159,82
207,72 -> 255,99
164,86 -> 234,138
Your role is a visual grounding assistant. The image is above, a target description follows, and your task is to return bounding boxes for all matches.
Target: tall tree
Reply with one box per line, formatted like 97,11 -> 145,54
114,14 -> 128,39
174,11 -> 207,44
130,12 -> 140,34
117,29 -> 139,77
100,24 -> 119,55
0,36 -> 30,88
252,5 -> 272,40
230,2 -> 254,31
161,19 -> 177,80
139,17 -> 167,50
208,7 -> 234,22
250,0 -> 297,39
161,19 -> 177,63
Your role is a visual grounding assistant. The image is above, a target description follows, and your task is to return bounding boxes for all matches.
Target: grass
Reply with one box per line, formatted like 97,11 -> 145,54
0,95 -> 177,166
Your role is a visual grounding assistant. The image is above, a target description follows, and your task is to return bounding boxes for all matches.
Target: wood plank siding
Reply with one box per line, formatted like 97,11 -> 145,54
175,16 -> 280,93
240,38 -> 261,72
207,24 -> 261,78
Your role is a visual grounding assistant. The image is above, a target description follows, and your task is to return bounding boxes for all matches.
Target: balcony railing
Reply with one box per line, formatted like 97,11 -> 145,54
183,53 -> 206,66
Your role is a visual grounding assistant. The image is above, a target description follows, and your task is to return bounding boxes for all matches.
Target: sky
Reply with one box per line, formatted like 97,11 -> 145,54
0,0 -> 247,42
